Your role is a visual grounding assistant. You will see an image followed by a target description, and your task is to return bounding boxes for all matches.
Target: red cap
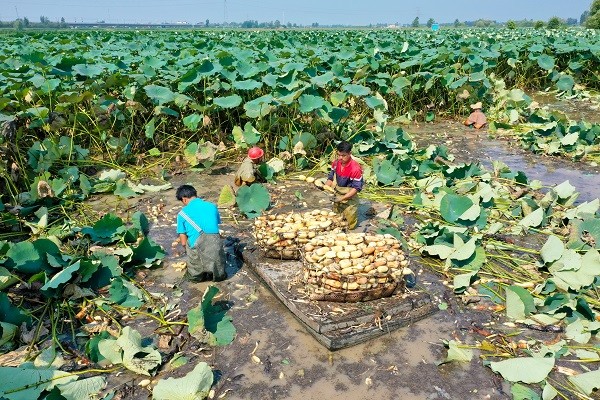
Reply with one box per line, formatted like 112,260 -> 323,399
248,146 -> 264,160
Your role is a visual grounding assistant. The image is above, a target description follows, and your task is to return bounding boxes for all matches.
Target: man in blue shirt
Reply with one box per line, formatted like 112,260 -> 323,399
176,185 -> 226,282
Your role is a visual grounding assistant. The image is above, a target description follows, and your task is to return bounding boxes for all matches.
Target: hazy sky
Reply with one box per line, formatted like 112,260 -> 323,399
1,0 -> 593,25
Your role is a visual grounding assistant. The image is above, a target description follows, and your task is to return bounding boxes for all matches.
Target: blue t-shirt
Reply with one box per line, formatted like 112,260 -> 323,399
176,198 -> 220,247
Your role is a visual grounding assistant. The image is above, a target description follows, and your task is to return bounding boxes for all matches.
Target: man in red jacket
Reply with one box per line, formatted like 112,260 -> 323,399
324,141 -> 363,229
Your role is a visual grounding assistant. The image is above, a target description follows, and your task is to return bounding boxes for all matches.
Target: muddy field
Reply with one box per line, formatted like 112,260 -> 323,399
86,109 -> 600,400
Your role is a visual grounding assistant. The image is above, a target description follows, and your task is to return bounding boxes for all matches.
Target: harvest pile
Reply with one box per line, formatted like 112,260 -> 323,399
302,232 -> 410,302
253,209 -> 347,259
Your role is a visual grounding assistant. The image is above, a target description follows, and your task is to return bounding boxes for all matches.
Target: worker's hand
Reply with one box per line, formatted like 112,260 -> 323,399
333,195 -> 345,203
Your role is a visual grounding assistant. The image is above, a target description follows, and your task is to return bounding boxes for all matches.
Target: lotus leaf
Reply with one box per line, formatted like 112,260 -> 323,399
214,94 -> 242,109
489,357 -> 555,383
537,55 -> 555,71
568,368 -> 600,395
556,74 -> 575,91
440,193 -> 473,223
236,184 -> 270,219
187,286 -> 236,346
511,383 -> 541,400
57,376 -> 106,400
183,114 -> 202,131
540,236 -> 564,264
439,340 -> 473,364
0,366 -> 77,400
506,285 -> 536,320
218,185 -> 236,208
98,326 -> 161,375
242,122 -> 261,145
152,362 -> 213,400
144,85 -> 176,105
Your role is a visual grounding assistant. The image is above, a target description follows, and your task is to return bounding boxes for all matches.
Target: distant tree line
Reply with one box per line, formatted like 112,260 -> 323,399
0,16 -> 68,30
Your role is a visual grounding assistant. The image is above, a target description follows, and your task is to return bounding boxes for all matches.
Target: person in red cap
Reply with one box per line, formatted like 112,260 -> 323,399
234,146 -> 265,186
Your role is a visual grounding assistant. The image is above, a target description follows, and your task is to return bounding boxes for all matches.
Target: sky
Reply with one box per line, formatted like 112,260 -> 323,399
1,0 -> 593,25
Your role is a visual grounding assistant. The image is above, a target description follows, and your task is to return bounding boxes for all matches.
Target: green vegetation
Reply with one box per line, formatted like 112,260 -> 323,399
1,27 -> 600,399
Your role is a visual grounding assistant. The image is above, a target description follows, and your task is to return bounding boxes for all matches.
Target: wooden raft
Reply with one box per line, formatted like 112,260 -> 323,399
242,248 -> 437,350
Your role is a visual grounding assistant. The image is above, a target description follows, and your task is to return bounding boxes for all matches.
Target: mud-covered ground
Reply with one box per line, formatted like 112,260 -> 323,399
91,105 -> 600,399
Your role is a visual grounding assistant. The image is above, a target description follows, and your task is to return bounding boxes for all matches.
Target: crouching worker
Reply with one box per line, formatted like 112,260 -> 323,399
176,185 -> 226,282
325,141 -> 363,229
463,102 -> 487,129
234,146 -> 264,187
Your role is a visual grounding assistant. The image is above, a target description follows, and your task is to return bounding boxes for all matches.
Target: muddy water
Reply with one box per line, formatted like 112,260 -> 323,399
115,167 -> 509,400
531,92 -> 600,124
409,120 -> 600,203
96,117 -> 600,399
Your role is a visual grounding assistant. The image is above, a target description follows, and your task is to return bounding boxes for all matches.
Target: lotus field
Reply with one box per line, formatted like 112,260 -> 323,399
1,28 -> 600,399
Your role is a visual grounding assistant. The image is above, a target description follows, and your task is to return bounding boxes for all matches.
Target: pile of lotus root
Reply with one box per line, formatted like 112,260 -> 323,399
253,209 -> 347,259
302,232 -> 411,302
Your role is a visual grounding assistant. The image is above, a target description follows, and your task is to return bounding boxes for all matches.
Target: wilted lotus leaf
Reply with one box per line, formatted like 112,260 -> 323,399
218,185 -> 236,208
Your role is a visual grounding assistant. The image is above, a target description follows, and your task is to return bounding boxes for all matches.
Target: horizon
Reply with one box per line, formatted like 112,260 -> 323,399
1,0 -> 592,26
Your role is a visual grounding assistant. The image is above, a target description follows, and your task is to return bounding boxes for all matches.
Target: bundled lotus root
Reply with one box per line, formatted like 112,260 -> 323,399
253,209 -> 347,259
302,232 -> 411,302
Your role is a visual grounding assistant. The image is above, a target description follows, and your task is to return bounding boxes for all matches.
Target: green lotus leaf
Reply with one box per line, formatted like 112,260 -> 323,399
5,242 -> 43,274
41,261 -> 81,296
440,193 -> 473,223
98,326 -> 161,376
242,122 -> 261,145
184,142 -> 199,166
556,74 -> 575,91
568,367 -> 600,395
330,91 -> 347,106
0,292 -> 31,326
214,94 -> 242,109
365,95 -> 386,110
58,376 -> 106,400
519,207 -> 544,228
374,159 -> 399,186
0,321 -> 17,347
233,79 -> 263,91
152,362 -> 213,400
343,83 -> 371,97
72,64 -> 104,78
439,340 -> 473,365
188,286 -> 236,346
537,54 -> 555,71
489,357 -> 555,383
298,94 -> 328,113
236,183 -> 270,219
541,235 -> 564,264
144,84 -> 176,105
109,278 -> 144,308
506,285 -> 536,320
183,114 -> 202,131
0,366 -> 77,400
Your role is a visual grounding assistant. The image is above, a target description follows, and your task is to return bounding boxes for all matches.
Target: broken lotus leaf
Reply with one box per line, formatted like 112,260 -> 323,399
519,207 -> 544,228
505,285 -> 536,320
152,362 -> 214,400
489,357 -> 555,383
567,367 -> 600,395
97,326 -> 161,376
439,340 -> 473,365
187,286 -> 236,346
